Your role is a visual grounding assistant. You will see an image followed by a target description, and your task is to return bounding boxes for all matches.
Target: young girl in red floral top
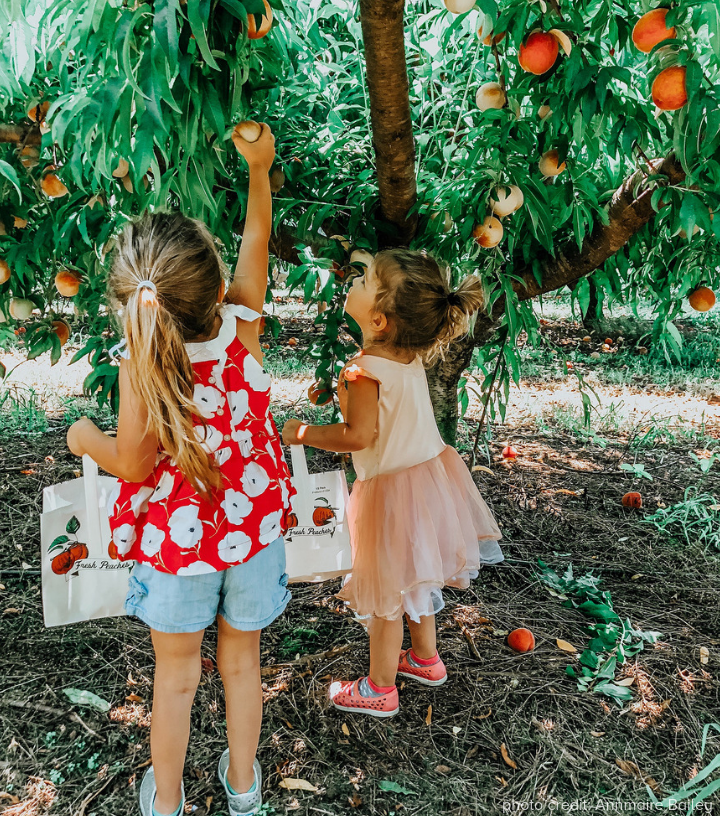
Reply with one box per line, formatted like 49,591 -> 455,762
67,125 -> 290,816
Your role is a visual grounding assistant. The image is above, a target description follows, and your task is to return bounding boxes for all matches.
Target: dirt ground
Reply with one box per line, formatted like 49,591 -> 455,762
1,317 -> 720,816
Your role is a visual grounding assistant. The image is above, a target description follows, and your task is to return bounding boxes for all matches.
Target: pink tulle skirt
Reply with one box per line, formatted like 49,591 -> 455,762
337,445 -> 503,622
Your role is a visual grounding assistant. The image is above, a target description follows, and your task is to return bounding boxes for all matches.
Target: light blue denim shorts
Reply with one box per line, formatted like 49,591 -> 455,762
125,536 -> 290,634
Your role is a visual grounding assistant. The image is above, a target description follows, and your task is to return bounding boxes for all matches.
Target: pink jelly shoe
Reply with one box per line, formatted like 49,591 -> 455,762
397,649 -> 448,686
329,678 -> 399,718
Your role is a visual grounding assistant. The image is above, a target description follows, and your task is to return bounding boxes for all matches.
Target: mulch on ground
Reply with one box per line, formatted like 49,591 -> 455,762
1,418 -> 719,816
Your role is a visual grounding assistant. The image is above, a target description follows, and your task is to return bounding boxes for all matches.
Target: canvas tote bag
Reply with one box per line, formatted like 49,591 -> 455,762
41,455 -> 131,627
285,444 -> 353,583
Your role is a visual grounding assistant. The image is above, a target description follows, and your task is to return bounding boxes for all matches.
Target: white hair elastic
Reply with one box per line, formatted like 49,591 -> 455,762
136,279 -> 157,293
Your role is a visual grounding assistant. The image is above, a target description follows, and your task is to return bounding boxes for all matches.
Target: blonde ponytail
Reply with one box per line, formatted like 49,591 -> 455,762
372,249 -> 486,364
110,213 -> 227,497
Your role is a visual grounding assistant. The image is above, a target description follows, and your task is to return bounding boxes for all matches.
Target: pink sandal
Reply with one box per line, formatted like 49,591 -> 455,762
329,677 -> 399,718
397,649 -> 447,686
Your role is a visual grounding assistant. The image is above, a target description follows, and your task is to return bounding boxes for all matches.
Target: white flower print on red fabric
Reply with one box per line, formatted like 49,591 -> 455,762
140,524 -> 165,557
243,355 -> 271,392
194,423 -> 223,453
150,471 -> 175,504
176,561 -> 218,576
194,384 -> 224,418
232,428 -> 253,457
106,482 -> 121,518
215,448 -> 232,467
113,523 -> 137,556
227,390 -> 249,427
168,505 -> 203,549
211,360 -> 226,390
221,489 -> 253,524
218,530 -> 253,563
258,509 -> 282,544
130,486 -> 154,516
241,462 -> 270,497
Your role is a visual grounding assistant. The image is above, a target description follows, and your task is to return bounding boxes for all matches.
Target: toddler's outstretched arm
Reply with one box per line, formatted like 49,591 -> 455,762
282,376 -> 379,453
227,123 -> 276,316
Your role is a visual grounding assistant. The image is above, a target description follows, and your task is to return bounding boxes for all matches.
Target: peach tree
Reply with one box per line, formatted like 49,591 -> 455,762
0,0 -> 719,442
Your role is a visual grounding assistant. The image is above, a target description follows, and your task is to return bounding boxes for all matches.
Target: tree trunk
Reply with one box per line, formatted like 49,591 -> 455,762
426,334 -> 476,446
0,125 -> 42,146
359,0 -> 417,245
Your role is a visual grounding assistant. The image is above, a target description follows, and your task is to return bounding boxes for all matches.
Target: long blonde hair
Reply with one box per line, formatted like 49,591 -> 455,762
372,249 -> 486,363
109,212 -> 226,496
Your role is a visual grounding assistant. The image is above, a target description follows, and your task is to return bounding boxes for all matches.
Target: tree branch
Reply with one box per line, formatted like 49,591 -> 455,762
0,124 -> 42,146
359,0 -> 417,244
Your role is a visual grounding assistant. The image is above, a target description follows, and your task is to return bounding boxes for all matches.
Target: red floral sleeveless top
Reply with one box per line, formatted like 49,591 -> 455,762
108,304 -> 295,575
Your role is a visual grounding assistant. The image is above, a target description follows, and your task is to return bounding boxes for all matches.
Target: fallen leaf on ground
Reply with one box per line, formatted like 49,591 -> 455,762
377,780 -> 416,795
474,709 -> 492,720
425,705 -> 432,726
630,574 -> 643,580
435,765 -> 451,774
348,793 -> 362,807
500,743 -> 518,769
614,759 -> 661,792
341,723 -> 350,737
279,778 -> 319,792
125,694 -> 143,702
590,731 -> 605,737
63,688 -> 111,712
452,726 -> 461,736
699,646 -> 710,665
472,465 -> 494,475
556,639 -> 577,652
615,677 -> 634,687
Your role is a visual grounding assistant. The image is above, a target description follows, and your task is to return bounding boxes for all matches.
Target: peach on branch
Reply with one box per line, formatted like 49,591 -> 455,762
652,65 -> 688,111
490,186 -> 524,217
247,0 -> 272,39
539,150 -> 566,177
472,216 -> 504,248
475,82 -> 506,111
632,8 -> 676,53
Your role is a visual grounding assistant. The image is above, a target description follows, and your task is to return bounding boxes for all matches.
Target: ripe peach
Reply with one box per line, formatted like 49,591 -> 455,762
472,216 -> 504,248
55,270 -> 81,297
431,211 -> 453,233
632,8 -> 676,53
9,298 -> 34,321
19,146 -> 39,168
688,287 -> 716,312
287,337 -> 298,347
538,104 -> 553,120
502,445 -> 518,460
0,260 -> 10,284
234,120 -> 262,143
444,0 -> 475,12
41,171 -> 69,198
490,186 -> 524,217
539,150 -> 566,177
14,216 -> 28,229
652,66 -> 687,111
475,82 -> 506,111
621,492 -> 642,509
477,25 -> 505,46
247,0 -> 272,39
52,319 -> 71,346
518,31 -> 559,75
507,628 -> 535,652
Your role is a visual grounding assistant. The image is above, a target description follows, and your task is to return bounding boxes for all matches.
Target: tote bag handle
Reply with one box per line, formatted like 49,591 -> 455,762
289,444 -> 314,525
82,455 -> 103,555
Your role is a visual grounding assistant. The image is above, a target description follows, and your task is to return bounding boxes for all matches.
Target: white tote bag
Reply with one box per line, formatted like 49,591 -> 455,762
285,445 -> 353,583
41,456 -> 131,627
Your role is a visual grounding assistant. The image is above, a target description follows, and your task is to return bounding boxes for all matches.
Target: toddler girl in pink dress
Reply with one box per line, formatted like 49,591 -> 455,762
283,248 -> 502,717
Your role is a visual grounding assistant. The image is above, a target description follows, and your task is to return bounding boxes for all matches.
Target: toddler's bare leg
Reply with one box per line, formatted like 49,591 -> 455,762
368,616 -> 404,687
406,613 -> 437,659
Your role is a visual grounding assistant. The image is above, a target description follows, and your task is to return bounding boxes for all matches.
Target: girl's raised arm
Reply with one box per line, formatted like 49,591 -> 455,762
226,123 -> 276,315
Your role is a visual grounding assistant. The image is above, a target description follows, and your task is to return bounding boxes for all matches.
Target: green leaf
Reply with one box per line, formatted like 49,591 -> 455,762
187,0 -> 220,70
49,535 -> 70,552
0,160 -> 22,199
66,516 -> 81,535
153,0 -> 180,72
378,781 -> 417,796
63,688 -> 112,713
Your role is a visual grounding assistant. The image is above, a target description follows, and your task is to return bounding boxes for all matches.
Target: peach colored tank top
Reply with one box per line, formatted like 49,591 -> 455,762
340,354 -> 446,481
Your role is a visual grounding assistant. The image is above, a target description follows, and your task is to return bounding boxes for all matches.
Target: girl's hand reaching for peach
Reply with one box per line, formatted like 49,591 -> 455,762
232,122 -> 275,171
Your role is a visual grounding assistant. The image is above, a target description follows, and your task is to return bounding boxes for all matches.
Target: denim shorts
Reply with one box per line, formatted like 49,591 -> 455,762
125,536 -> 290,634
